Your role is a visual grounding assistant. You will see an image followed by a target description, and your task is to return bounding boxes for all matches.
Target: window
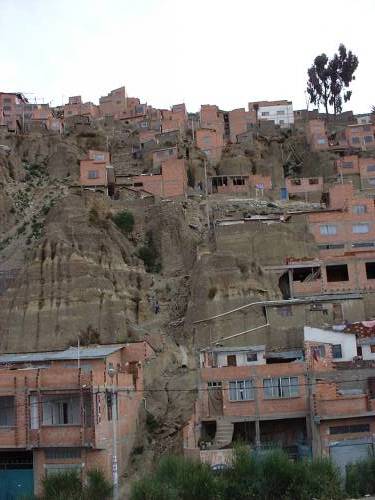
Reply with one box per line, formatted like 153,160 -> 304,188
261,111 -> 270,116
367,165 -> 375,172
0,396 -> 15,426
364,136 -> 374,143
229,380 -> 254,401
246,352 -> 258,362
279,119 -> 285,125
363,125 -> 371,132
277,110 -> 285,115
88,170 -> 99,179
330,424 -> 370,435
342,162 -> 353,168
368,178 -> 375,186
318,243 -> 345,250
353,205 -> 367,215
353,241 -> 375,248
311,345 -> 325,359
227,355 -> 237,367
291,179 -> 301,186
317,138 -> 326,145
309,178 -> 319,185
94,154 -> 105,161
320,224 -> 337,236
133,182 -> 143,187
326,264 -> 349,282
46,464 -> 82,477
233,177 -> 245,185
263,377 -> 299,399
371,345 -> 375,353
331,344 -> 342,359
41,395 -> 81,425
352,137 -> 360,144
353,223 -> 369,234
365,262 -> 375,280
45,448 -> 81,459
208,381 -> 222,388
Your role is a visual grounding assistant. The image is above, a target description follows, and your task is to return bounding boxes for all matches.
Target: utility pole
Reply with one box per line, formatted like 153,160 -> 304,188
204,158 -> 210,228
108,365 -> 119,500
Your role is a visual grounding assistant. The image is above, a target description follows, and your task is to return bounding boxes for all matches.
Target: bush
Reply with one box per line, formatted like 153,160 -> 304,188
130,448 -> 343,500
137,231 -> 161,273
41,468 -> 112,500
130,456 -> 218,500
346,456 -> 375,497
112,210 -> 135,234
41,470 -> 82,500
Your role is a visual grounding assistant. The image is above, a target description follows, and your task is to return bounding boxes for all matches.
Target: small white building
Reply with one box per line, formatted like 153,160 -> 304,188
200,345 -> 266,368
356,113 -> 372,125
249,100 -> 294,128
304,326 -> 357,362
358,337 -> 375,361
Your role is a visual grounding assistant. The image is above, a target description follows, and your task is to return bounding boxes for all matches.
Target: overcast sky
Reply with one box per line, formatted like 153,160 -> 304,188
1,0 -> 373,113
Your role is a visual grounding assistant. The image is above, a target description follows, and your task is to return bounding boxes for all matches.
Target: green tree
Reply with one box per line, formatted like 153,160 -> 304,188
307,44 -> 358,115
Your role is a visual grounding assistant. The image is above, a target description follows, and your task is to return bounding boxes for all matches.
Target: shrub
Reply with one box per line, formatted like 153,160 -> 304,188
130,456 -> 218,500
41,468 -> 112,500
84,469 -> 112,500
137,231 -> 160,273
41,470 -> 82,500
346,456 -> 375,497
112,210 -> 135,234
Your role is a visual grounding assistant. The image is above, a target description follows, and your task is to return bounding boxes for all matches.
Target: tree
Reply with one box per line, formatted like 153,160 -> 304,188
307,44 -> 358,116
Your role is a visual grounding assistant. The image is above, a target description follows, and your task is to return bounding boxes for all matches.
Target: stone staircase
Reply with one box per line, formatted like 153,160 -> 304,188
214,418 -> 234,448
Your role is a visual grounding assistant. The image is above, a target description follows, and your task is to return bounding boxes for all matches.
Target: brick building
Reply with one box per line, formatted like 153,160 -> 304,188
196,128 -> 224,164
184,339 -> 375,476
208,174 -> 272,194
99,86 -> 127,118
305,119 -> 329,151
80,150 -> 114,194
285,177 -> 323,200
227,108 -> 256,143
345,124 -> 375,150
64,96 -> 99,119
0,342 -> 153,497
118,158 -> 187,198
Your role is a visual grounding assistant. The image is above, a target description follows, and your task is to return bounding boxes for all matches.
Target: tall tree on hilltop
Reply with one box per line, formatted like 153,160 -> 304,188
307,44 -> 359,116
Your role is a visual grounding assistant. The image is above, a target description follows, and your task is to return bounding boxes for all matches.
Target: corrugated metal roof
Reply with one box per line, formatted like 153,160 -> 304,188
202,345 -> 265,353
0,345 -> 125,364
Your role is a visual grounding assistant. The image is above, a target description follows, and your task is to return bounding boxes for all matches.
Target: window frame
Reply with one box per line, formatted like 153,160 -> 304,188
352,223 -> 369,234
331,344 -> 343,359
263,376 -> 299,399
320,224 -> 337,236
229,379 -> 254,401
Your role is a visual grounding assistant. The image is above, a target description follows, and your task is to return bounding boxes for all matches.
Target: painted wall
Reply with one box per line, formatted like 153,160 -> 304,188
304,326 -> 357,362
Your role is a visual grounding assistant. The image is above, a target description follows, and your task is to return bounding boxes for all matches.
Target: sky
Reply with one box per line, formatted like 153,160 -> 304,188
0,0 -> 374,114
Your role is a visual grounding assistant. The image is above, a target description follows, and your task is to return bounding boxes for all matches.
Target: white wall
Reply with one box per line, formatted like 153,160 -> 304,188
361,344 -> 375,360
304,326 -> 357,361
216,350 -> 266,367
258,103 -> 294,127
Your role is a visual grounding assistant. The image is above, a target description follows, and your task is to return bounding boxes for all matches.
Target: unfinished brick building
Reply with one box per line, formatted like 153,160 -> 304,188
0,342 -> 153,497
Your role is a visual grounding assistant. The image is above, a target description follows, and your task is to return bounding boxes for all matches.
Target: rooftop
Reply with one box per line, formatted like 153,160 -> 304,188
0,344 -> 126,364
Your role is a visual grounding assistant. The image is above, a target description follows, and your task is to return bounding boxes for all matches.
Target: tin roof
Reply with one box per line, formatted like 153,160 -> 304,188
0,345 -> 125,364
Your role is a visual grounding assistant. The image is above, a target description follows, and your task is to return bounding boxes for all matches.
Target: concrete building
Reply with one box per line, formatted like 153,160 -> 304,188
0,92 -> 29,132
249,100 -> 294,128
0,342 -> 153,497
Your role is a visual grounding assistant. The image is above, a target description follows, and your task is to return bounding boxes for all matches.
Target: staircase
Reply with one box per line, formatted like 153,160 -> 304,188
214,418 -> 234,448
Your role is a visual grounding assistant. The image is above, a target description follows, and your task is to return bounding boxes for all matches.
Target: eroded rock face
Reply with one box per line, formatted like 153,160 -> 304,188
0,194 -> 154,352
